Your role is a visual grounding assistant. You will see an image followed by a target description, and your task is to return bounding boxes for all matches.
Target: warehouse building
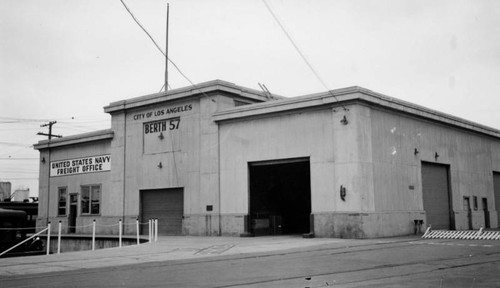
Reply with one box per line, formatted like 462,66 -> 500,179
34,80 -> 500,238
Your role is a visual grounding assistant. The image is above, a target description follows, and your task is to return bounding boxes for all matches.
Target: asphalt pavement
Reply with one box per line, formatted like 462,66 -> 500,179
1,235 -> 500,287
0,235 -> 364,276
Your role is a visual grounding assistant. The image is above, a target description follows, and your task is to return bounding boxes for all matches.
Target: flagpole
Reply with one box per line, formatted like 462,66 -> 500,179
165,3 -> 169,92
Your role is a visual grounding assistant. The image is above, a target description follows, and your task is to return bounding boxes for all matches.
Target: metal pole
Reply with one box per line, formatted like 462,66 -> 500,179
149,219 -> 152,243
154,219 -> 158,242
46,222 -> 51,255
119,219 -> 123,248
165,3 -> 169,92
57,221 -> 62,254
92,219 -> 96,251
136,218 -> 140,245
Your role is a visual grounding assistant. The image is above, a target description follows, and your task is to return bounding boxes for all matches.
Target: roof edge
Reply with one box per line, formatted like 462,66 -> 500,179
103,80 -> 284,114
213,86 -> 500,139
33,129 -> 114,150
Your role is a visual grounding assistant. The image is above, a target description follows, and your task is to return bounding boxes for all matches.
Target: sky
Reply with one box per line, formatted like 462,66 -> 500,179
1,0 -> 499,198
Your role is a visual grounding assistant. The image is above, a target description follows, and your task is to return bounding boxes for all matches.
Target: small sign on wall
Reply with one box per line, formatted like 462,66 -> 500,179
50,155 -> 111,177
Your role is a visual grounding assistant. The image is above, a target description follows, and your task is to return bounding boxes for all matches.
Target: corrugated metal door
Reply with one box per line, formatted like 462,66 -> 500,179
141,188 -> 183,235
422,163 -> 452,229
494,172 -> 500,225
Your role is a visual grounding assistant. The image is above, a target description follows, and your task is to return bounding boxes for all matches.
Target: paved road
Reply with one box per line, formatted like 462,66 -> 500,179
1,237 -> 500,287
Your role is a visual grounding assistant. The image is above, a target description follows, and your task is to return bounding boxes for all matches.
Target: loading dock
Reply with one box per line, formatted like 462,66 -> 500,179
140,188 -> 183,235
421,162 -> 452,229
494,172 -> 500,225
248,158 -> 311,236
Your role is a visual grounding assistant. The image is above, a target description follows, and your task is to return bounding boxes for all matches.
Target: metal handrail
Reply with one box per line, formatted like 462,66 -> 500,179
1,219 -> 155,257
0,227 -> 48,257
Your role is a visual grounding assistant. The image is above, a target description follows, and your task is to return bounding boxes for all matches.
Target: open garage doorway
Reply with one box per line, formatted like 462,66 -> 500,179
248,158 -> 311,236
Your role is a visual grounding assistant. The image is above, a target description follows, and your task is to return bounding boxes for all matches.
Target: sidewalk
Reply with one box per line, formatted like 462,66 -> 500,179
0,235 -> 418,277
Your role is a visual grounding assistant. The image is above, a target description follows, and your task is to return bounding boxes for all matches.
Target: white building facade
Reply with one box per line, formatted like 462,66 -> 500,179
35,80 -> 500,238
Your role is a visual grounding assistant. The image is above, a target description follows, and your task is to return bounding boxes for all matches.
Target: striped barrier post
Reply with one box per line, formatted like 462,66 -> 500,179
423,225 -> 431,238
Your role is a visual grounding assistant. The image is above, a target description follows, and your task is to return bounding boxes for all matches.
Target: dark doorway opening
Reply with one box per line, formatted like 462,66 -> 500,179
482,198 -> 490,229
494,172 -> 500,226
68,194 -> 77,233
463,196 -> 472,230
248,159 -> 311,236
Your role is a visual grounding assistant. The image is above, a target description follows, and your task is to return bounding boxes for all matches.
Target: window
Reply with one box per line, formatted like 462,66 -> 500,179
58,187 -> 67,216
81,185 -> 101,215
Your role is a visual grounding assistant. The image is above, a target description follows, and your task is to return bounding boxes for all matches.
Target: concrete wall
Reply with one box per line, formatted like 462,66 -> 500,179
36,140 -> 111,233
219,107 -> 347,236
218,102 -> 500,238
119,99 -> 199,219
369,106 -> 500,232
35,83 -> 500,239
44,235 -> 146,254
36,86 -> 267,236
111,93 -> 248,236
217,105 -> 397,237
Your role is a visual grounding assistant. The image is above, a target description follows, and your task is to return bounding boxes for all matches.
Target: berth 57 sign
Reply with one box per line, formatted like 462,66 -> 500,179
144,117 -> 180,134
50,155 -> 111,177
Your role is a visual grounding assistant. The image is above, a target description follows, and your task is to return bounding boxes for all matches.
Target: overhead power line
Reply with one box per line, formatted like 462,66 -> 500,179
261,0 -> 348,111
1,177 -> 39,180
0,117 -> 50,123
118,0 -> 192,85
0,142 -> 32,148
119,0 -> 166,60
118,0 -> 214,101
0,158 -> 39,160
0,171 -> 38,175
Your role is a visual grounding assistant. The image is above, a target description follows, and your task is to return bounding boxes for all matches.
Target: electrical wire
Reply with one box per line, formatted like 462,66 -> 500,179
119,0 -> 166,59
0,169 -> 38,172
0,158 -> 38,160
0,117 -> 50,123
158,82 -> 172,93
0,142 -> 32,148
0,171 -> 38,174
0,177 -> 39,180
118,0 -> 214,101
261,0 -> 348,111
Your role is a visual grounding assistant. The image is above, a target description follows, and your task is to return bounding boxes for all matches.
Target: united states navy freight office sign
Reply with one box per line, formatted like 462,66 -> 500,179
50,155 -> 111,177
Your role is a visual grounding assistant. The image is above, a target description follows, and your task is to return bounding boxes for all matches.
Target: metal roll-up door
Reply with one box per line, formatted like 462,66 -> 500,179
421,163 -> 452,229
141,188 -> 183,235
494,172 -> 500,225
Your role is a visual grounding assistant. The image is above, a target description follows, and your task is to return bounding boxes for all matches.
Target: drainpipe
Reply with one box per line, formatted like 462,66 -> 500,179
122,111 -> 127,231
217,110 -> 222,236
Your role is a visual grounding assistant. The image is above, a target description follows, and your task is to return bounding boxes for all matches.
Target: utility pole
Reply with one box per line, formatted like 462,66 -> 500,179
37,121 -> 62,140
37,121 -> 61,224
